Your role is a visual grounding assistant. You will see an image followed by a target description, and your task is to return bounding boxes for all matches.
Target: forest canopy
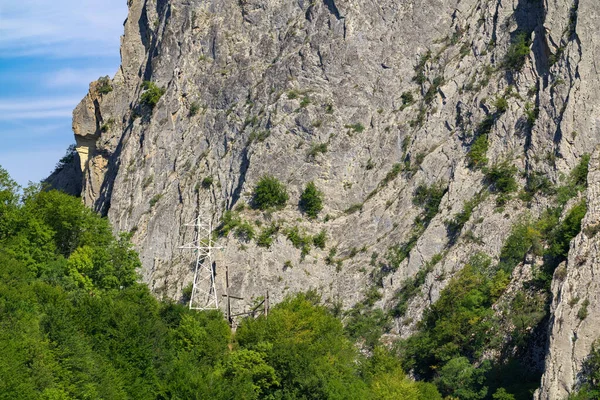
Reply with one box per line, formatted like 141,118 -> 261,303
0,166 -> 438,400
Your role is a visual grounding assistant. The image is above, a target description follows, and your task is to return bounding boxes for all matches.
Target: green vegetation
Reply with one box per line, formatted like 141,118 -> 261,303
424,76 -> 444,104
140,81 -> 166,109
391,254 -> 442,318
189,101 -> 201,116
307,142 -> 328,159
299,181 -> 324,218
570,340 -> 600,399
97,75 -> 113,95
252,175 -> 288,210
53,144 -> 77,173
412,182 -> 447,225
202,176 -> 214,188
216,210 -> 255,241
445,193 -> 484,242
0,165 -> 445,399
312,229 -> 327,249
413,51 -> 431,85
494,96 -> 509,113
257,223 -> 280,248
525,102 -> 539,126
346,123 -> 365,134
100,118 -> 115,133
299,96 -> 311,108
285,226 -> 313,259
345,203 -> 363,214
149,194 -> 163,207
401,91 -> 415,109
397,254 -> 510,396
485,161 -> 518,205
504,32 -> 531,72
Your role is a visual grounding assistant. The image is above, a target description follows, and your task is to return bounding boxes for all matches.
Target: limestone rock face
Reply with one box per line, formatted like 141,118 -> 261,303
51,0 -> 600,396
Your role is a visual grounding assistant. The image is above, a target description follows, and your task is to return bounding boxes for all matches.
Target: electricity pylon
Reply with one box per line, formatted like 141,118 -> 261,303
180,211 -> 222,310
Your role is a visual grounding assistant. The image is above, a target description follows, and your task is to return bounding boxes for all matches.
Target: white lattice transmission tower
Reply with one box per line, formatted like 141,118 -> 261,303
180,210 -> 222,310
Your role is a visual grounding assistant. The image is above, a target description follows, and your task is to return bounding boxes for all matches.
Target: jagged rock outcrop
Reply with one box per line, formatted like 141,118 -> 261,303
51,0 -> 600,396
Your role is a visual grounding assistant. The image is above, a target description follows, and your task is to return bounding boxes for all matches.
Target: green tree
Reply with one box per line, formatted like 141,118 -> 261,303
299,181 -> 324,218
434,357 -> 489,400
252,175 -> 288,210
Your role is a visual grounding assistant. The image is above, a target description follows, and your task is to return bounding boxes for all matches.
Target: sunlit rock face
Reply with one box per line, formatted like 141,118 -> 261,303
50,0 -> 600,397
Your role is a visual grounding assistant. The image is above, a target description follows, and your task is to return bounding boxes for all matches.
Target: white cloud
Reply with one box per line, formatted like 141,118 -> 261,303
44,67 -> 114,88
0,97 -> 81,120
0,0 -> 128,58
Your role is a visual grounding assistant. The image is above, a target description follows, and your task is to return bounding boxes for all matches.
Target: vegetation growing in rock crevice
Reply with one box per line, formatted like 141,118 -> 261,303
97,75 -> 113,95
252,175 -> 288,210
299,181 -> 324,219
504,32 -> 532,72
140,81 -> 166,109
570,340 -> 600,399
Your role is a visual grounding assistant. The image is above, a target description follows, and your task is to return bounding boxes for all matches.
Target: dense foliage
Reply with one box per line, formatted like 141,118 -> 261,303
253,175 -> 289,210
299,181 -> 324,219
141,81 -> 166,109
0,166 -> 439,399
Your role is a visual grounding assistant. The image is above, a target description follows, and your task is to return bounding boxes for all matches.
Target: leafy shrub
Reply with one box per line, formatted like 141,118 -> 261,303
346,123 -> 365,133
497,221 -> 541,274
252,175 -> 288,210
495,97 -> 508,113
299,181 -> 324,218
217,210 -> 242,237
257,223 -> 279,248
570,340 -> 600,399
312,230 -> 327,249
140,81 -> 166,109
401,91 -> 415,108
468,135 -> 489,169
578,299 -> 590,320
381,163 -> 403,186
307,143 -> 328,159
285,226 -> 312,258
149,194 -> 162,207
97,75 -> 113,95
202,176 -> 214,189
344,304 -> 390,349
189,101 -> 201,116
413,51 -> 431,84
445,194 -> 483,242
412,181 -> 447,225
503,32 -> 531,72
434,357 -> 490,400
525,102 -> 539,126
299,96 -> 311,108
53,144 -> 77,172
485,162 -> 518,194
424,76 -> 444,104
398,253 -> 503,380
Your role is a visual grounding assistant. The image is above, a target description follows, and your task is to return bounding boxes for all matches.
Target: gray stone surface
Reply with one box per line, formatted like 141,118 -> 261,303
49,0 -> 600,396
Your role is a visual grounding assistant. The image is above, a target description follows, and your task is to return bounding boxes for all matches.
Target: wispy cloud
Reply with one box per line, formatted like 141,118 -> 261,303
0,97 -> 81,120
0,0 -> 127,58
44,67 -> 114,88
0,0 -> 126,184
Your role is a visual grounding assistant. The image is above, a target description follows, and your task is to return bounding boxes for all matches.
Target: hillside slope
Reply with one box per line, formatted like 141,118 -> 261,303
52,0 -> 600,397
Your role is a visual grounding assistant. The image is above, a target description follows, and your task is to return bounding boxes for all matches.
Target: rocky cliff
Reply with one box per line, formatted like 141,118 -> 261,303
53,0 -> 600,397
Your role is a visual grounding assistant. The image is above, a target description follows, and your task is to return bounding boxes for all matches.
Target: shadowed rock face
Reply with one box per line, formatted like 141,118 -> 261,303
50,0 -> 600,397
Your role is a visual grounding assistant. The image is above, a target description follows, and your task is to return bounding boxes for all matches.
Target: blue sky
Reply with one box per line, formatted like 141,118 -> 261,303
0,0 -> 128,186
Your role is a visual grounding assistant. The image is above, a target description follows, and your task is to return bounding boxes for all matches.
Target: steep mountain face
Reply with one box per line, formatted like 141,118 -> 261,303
54,0 -> 600,397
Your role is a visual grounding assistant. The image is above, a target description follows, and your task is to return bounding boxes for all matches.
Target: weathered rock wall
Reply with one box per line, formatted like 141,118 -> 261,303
52,0 -> 600,397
